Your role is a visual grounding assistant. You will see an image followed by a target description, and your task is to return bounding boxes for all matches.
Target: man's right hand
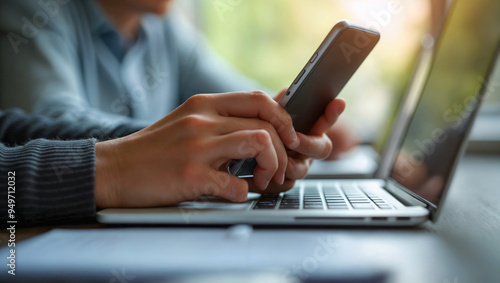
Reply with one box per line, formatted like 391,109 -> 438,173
94,91 -> 301,208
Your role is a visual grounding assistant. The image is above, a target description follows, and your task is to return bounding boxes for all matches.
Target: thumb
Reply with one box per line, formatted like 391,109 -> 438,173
203,170 -> 249,202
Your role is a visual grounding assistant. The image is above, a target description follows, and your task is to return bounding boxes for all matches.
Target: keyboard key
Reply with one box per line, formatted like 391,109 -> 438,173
254,204 -> 276,209
328,204 -> 347,207
377,205 -> 393,209
351,204 -> 374,209
279,204 -> 300,209
328,206 -> 348,210
304,204 -> 324,209
328,203 -> 348,207
258,201 -> 278,205
304,202 -> 323,206
324,196 -> 342,200
280,200 -> 300,204
260,194 -> 280,200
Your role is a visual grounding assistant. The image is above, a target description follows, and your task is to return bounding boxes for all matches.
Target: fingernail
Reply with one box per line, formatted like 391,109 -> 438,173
289,129 -> 300,149
291,127 -> 298,141
263,179 -> 270,190
280,173 -> 285,185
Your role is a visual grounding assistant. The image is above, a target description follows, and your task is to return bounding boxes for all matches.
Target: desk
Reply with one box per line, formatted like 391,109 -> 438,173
2,153 -> 499,282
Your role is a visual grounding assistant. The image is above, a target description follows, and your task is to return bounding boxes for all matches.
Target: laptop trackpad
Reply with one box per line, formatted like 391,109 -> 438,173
175,192 -> 260,210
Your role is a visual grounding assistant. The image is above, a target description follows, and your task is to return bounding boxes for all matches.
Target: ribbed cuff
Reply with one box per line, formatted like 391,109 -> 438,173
1,139 -> 97,225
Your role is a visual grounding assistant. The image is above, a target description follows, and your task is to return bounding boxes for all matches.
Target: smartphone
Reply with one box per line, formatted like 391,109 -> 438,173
228,20 -> 380,178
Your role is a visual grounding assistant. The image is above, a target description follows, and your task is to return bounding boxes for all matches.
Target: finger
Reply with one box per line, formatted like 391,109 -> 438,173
248,179 -> 296,194
309,98 -> 346,135
217,116 -> 288,185
215,129 -> 278,190
285,157 -> 310,180
273,88 -> 288,102
203,91 -> 300,150
324,119 -> 360,160
293,132 -> 333,160
200,170 -> 249,202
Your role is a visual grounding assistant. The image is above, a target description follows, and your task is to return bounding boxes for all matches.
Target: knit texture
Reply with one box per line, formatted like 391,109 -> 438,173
0,139 -> 97,225
0,109 -> 143,225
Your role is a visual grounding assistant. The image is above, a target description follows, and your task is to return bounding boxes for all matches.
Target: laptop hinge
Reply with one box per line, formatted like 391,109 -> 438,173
384,179 -> 432,209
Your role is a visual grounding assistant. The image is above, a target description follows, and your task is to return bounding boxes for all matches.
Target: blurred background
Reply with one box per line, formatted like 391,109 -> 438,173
177,0 -> 433,142
175,0 -> 500,149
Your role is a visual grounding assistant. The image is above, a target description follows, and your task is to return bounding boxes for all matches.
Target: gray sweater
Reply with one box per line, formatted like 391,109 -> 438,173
0,109 -> 143,226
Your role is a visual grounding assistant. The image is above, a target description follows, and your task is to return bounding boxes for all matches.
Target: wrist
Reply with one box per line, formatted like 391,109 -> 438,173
94,139 -> 121,208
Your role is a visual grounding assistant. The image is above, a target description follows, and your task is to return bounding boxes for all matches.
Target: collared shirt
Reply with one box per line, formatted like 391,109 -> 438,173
0,0 -> 260,126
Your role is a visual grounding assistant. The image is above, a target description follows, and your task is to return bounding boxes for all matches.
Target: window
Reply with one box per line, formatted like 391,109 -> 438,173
179,0 -> 431,141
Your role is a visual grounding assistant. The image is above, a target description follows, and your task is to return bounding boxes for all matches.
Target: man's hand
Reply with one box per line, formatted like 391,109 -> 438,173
94,91 -> 301,208
94,90 -> 348,207
248,89 -> 347,193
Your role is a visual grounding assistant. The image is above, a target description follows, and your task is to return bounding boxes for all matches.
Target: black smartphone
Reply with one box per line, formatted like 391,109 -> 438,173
228,20 -> 380,178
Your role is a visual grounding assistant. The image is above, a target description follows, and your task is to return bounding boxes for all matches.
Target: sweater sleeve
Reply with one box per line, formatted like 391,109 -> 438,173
0,108 -> 144,146
0,139 -> 97,225
0,109 -> 140,226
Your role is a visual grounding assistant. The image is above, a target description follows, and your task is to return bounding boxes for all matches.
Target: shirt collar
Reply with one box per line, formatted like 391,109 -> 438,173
84,0 -> 115,35
84,0 -> 149,61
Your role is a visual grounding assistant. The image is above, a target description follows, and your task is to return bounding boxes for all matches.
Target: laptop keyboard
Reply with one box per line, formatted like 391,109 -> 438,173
253,183 -> 394,210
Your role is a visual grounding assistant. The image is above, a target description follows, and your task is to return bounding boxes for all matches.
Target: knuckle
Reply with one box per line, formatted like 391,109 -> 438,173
185,94 -> 210,108
180,114 -> 209,130
250,90 -> 271,102
252,129 -> 272,146
251,90 -> 268,97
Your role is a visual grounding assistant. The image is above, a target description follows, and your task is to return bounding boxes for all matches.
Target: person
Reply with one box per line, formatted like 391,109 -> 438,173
0,0 -> 353,225
0,0 -> 358,159
0,91 -> 346,225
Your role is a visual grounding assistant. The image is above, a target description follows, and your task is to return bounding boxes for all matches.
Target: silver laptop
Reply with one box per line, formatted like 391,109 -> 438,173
99,0 -> 500,226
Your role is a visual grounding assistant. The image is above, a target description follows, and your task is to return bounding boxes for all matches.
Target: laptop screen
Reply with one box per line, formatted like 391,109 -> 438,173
389,0 -> 500,206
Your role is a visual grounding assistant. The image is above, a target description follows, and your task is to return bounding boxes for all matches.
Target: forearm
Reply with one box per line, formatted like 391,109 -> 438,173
0,139 -> 97,226
0,108 -> 146,146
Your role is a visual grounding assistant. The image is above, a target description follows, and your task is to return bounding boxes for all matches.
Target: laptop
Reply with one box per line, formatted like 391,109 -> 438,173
98,0 -> 500,226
